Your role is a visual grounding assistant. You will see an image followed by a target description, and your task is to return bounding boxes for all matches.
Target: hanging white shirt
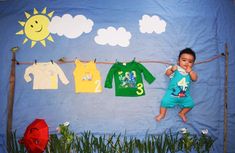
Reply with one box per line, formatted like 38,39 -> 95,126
24,62 -> 69,90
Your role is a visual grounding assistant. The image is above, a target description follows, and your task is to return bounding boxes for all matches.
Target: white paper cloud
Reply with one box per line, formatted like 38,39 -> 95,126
48,14 -> 94,39
139,15 -> 167,34
94,26 -> 131,47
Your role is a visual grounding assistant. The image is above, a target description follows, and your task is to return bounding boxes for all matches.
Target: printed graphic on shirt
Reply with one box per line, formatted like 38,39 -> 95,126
171,77 -> 189,97
118,71 -> 137,88
82,72 -> 93,81
136,83 -> 144,95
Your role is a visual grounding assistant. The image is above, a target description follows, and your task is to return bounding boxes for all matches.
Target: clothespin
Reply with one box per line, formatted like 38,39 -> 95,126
94,58 -> 96,63
221,53 -> 225,56
58,57 -> 66,63
16,60 -> 20,65
34,59 -> 37,64
50,60 -> 53,64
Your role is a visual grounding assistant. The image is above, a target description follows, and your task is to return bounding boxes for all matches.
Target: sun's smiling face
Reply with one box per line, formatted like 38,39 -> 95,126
16,7 -> 54,48
24,15 -> 50,41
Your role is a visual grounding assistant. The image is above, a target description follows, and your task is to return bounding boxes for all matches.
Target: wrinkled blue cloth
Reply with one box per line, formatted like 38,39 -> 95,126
0,1 -> 235,153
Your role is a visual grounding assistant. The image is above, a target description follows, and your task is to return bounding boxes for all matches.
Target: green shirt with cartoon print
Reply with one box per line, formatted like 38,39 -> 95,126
105,60 -> 155,97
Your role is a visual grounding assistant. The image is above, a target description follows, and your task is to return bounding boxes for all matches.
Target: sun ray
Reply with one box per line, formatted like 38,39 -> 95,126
24,12 -> 31,19
23,38 -> 28,44
47,35 -> 54,42
33,8 -> 38,15
18,21 -> 25,26
16,30 -> 24,35
40,40 -> 46,46
42,7 -> 47,14
31,41 -> 36,48
48,11 -> 54,18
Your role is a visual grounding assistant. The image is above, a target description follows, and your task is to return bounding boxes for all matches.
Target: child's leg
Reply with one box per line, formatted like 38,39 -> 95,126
155,107 -> 167,122
178,108 -> 191,122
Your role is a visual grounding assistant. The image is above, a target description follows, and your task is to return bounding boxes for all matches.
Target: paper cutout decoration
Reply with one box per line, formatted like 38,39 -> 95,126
19,119 -> 49,153
16,7 -> 54,48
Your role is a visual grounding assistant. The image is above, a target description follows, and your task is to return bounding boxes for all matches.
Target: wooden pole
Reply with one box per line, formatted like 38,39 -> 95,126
6,47 -> 19,152
224,43 -> 228,153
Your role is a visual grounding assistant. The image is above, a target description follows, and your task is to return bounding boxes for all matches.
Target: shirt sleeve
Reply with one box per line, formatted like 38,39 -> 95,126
104,64 -> 116,88
137,63 -> 155,84
54,63 -> 69,85
24,65 -> 34,82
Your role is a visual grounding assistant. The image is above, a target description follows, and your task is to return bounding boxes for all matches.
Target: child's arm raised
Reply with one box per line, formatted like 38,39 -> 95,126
165,65 -> 177,77
186,66 -> 198,81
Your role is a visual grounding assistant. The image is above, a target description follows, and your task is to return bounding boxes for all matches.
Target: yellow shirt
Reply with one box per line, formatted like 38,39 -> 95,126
73,60 -> 102,93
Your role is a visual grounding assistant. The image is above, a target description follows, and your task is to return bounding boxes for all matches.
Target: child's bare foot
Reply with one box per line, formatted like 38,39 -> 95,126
178,113 -> 187,122
155,115 -> 164,122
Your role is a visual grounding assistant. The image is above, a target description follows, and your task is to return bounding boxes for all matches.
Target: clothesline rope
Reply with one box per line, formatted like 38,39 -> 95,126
15,53 -> 224,66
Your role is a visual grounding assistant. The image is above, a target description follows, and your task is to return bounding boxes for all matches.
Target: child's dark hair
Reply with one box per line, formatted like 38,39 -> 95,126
178,48 -> 196,62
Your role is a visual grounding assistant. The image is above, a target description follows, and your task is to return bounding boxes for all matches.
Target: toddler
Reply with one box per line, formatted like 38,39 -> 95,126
155,48 -> 198,122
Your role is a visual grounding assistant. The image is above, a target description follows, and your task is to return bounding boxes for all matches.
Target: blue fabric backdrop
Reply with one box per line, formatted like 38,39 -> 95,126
0,0 -> 235,153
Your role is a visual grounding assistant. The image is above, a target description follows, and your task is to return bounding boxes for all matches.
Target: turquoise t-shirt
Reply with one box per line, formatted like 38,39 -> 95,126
161,66 -> 194,108
167,66 -> 191,97
105,60 -> 155,97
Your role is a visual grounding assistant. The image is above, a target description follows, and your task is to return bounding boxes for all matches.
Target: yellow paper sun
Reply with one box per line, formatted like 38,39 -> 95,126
16,7 -> 54,48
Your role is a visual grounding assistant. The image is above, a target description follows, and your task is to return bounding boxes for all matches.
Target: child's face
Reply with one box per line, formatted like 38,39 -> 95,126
178,53 -> 195,70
